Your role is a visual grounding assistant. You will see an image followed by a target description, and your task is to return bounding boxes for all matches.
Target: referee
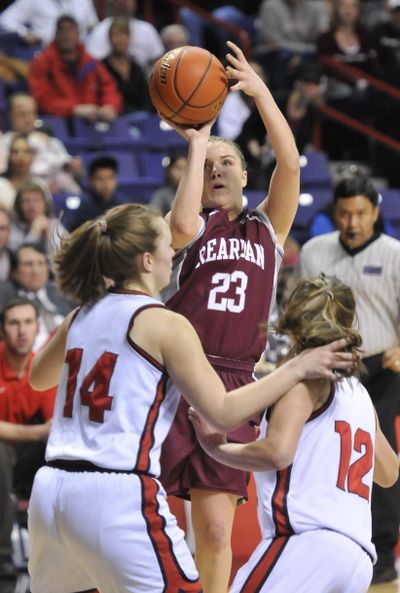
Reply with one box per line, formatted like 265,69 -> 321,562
300,174 -> 400,585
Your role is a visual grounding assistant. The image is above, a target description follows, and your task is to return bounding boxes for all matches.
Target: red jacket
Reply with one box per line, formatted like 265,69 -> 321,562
28,42 -> 122,117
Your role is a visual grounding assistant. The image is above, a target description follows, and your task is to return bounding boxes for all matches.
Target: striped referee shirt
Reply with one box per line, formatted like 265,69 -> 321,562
300,231 -> 400,357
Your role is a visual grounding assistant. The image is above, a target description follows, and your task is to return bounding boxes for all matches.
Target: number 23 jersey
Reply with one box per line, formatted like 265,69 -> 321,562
256,377 -> 377,561
162,208 -> 283,363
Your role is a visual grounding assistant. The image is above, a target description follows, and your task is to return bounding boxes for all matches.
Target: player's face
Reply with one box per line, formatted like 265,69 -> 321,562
2,304 -> 38,356
202,141 -> 247,215
334,195 -> 379,249
151,218 -> 174,292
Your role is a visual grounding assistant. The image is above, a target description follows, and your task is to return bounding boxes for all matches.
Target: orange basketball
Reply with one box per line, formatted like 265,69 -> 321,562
149,46 -> 229,127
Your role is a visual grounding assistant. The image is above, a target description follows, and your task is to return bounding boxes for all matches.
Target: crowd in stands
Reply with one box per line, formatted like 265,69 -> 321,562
0,0 -> 399,585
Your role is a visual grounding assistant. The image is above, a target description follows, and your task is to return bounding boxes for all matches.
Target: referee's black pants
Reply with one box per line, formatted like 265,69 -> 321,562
363,353 -> 400,570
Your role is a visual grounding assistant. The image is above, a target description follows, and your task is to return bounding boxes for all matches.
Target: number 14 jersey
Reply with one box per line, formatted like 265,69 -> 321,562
162,208 -> 283,363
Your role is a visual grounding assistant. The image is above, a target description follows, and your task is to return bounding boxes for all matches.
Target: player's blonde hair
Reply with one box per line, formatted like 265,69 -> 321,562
208,135 -> 247,170
277,273 -> 363,377
55,204 -> 161,305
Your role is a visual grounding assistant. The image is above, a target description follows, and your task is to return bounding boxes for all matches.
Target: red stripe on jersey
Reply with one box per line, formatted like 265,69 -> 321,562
238,536 -> 290,593
272,467 -> 294,536
140,475 -> 202,593
136,376 -> 168,473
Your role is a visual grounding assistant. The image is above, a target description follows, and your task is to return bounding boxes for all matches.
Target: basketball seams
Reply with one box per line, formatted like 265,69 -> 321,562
149,46 -> 228,125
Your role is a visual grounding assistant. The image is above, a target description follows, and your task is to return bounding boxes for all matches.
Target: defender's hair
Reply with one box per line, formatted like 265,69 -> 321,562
55,204 -> 161,305
276,274 -> 363,377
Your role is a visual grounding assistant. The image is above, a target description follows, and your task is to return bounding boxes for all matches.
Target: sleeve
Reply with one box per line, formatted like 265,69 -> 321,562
96,62 -> 123,113
84,0 -> 99,31
85,22 -> 109,59
0,0 -> 34,38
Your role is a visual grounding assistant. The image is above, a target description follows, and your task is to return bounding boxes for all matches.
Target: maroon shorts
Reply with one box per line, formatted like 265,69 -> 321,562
160,358 -> 259,501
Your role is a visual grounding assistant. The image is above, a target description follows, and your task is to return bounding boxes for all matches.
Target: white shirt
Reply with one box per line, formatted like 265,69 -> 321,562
0,0 -> 98,45
217,92 -> 251,140
85,17 -> 164,69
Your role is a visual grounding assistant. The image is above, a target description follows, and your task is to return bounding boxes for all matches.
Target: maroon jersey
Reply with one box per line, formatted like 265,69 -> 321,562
163,208 -> 282,363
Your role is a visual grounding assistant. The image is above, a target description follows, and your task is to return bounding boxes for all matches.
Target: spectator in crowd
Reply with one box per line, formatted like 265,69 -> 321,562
372,0 -> 400,86
28,15 -> 122,122
66,156 -> 126,232
8,181 -> 67,255
0,297 -> 55,578
0,208 -> 13,282
0,244 -> 73,350
178,1 -> 262,58
369,0 -> 400,186
300,174 -> 400,585
254,0 -> 330,91
1,93 -> 83,194
0,0 -> 98,47
150,154 -> 187,216
0,134 -> 39,210
86,0 -> 164,71
286,61 -> 325,152
160,23 -> 190,52
316,0 -> 381,159
217,59 -> 267,141
102,17 -> 150,114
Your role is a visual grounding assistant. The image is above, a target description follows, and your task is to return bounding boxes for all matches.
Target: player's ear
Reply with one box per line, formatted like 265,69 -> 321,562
242,169 -> 247,189
140,252 -> 153,273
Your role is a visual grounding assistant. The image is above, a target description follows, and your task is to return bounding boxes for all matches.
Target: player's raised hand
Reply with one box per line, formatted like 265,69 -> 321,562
158,113 -> 216,143
295,339 -> 358,382
225,40 -> 266,97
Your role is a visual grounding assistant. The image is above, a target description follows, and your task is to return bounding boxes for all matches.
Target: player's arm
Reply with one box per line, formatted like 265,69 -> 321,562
29,309 -> 77,390
225,41 -> 300,246
168,122 -> 213,250
373,411 -> 399,487
133,308 -> 356,431
189,382 -> 313,471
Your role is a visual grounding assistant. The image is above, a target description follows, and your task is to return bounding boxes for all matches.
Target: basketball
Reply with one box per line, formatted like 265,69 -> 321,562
149,46 -> 229,127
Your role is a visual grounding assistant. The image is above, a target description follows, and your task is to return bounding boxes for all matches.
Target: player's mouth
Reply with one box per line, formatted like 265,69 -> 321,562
212,183 -> 226,190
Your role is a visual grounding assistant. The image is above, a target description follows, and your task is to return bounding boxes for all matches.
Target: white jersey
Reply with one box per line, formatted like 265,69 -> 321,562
255,377 -> 377,561
46,290 -> 180,477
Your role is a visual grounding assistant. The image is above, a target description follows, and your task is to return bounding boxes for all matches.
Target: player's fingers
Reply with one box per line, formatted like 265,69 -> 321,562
324,338 -> 349,352
226,52 -> 243,69
226,40 -> 245,59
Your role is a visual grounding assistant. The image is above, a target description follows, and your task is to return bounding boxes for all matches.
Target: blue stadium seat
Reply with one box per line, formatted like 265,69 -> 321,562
118,178 -> 161,203
38,115 -> 70,141
138,152 -> 166,184
129,114 -> 186,150
300,150 -> 332,190
379,188 -> 400,221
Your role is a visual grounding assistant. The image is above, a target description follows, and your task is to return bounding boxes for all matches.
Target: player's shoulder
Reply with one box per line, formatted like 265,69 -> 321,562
378,233 -> 400,253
